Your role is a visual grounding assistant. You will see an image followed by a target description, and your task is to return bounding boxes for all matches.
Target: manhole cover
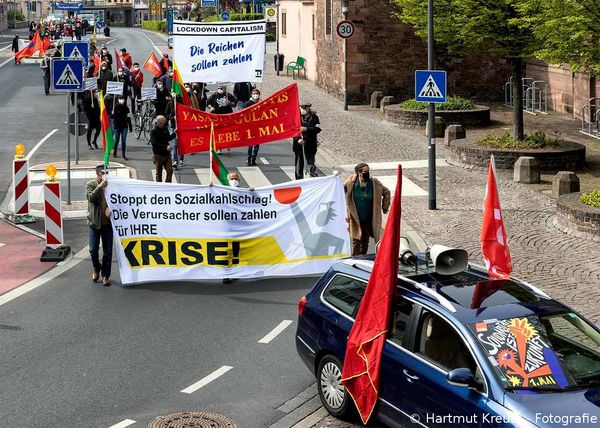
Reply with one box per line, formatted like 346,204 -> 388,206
148,411 -> 237,428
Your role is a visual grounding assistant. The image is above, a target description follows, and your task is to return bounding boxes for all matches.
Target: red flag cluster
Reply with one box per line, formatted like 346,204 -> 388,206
15,31 -> 49,63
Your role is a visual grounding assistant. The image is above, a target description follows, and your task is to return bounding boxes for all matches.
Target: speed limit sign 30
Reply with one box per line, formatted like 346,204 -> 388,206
336,20 -> 355,39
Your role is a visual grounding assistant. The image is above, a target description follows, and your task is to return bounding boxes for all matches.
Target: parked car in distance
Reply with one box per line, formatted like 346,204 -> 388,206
296,245 -> 600,427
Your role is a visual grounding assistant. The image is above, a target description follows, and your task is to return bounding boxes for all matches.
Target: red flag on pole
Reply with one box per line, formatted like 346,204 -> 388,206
143,52 -> 163,78
480,157 -> 512,280
341,166 -> 403,424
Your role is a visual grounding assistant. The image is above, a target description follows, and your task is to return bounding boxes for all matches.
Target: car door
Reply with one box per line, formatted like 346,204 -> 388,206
399,308 -> 490,428
377,295 -> 419,427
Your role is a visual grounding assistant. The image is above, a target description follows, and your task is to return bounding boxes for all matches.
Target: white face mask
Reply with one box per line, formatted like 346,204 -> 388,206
251,94 -> 259,101
157,84 -> 163,89
133,66 -> 139,70
168,72 -> 173,77
118,99 -> 125,104
217,89 -> 225,94
300,108 -> 307,115
229,179 -> 239,188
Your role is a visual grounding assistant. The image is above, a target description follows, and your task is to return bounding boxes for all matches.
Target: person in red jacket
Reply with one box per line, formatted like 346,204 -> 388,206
130,62 -> 144,114
120,48 -> 133,69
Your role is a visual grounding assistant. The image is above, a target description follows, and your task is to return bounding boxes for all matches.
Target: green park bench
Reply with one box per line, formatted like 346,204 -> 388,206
286,56 -> 306,79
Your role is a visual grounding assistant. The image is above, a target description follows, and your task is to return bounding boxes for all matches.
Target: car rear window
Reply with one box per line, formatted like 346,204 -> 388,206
322,275 -> 366,316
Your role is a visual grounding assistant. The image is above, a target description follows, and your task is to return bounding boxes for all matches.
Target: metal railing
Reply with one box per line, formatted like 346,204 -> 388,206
504,77 -> 548,115
580,98 -> 600,139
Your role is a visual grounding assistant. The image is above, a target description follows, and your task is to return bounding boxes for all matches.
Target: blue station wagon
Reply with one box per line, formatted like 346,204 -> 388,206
295,248 -> 600,427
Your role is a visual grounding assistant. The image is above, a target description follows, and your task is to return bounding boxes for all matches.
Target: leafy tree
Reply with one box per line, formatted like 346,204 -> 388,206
534,0 -> 600,76
391,0 -> 543,140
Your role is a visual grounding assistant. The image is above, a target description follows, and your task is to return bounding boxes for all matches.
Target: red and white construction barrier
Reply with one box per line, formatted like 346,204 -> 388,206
43,181 -> 64,246
12,158 -> 30,216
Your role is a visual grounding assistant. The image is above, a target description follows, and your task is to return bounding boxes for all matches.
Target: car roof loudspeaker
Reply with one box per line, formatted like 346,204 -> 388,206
399,237 -> 417,266
430,245 -> 468,275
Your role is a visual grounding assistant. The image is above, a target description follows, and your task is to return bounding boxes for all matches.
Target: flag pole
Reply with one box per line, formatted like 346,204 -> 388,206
209,121 -> 214,185
175,98 -> 181,182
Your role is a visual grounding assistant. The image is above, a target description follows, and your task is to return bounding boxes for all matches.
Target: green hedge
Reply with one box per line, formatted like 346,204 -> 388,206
203,13 -> 264,22
398,96 -> 476,111
475,131 -> 562,150
581,190 -> 600,208
8,10 -> 25,22
142,20 -> 167,33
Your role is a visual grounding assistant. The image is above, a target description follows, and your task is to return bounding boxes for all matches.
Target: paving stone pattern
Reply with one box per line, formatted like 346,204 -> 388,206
259,46 -> 600,428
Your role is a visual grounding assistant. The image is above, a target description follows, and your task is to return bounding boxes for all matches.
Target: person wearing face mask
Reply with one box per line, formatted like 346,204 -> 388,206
154,82 -> 170,117
244,89 -> 261,165
150,115 -> 176,182
292,102 -> 321,179
100,46 -> 113,71
97,61 -> 113,94
112,96 -> 133,160
130,63 -> 144,114
165,92 -> 183,168
207,84 -> 236,114
83,90 -> 101,150
40,52 -> 52,95
158,66 -> 174,92
115,67 -> 133,107
233,82 -> 254,110
343,163 -> 391,256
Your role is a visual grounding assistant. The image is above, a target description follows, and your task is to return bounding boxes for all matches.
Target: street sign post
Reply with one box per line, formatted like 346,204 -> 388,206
201,0 -> 216,6
336,20 -> 355,39
415,70 -> 446,103
63,41 -> 89,67
221,11 -> 230,21
51,59 -> 85,205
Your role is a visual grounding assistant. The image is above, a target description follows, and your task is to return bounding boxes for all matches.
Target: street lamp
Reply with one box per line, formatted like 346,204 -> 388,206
341,0 -> 349,111
427,0 -> 436,210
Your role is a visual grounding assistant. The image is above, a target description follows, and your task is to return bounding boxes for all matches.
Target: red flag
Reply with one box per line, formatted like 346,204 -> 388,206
15,31 -> 43,63
93,50 -> 101,77
114,49 -> 131,77
341,166 -> 403,424
143,52 -> 163,78
480,158 -> 512,280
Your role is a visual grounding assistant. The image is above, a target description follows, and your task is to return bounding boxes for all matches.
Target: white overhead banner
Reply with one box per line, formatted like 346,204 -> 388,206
172,19 -> 266,83
104,175 -> 350,285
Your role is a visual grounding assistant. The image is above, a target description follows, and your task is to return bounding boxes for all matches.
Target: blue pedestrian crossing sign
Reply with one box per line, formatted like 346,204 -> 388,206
415,70 -> 447,103
51,59 -> 85,91
63,41 -> 89,67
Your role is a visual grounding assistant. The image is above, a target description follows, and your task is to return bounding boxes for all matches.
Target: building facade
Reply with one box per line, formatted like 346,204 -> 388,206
84,0 -> 134,26
0,0 -> 7,32
278,0 -> 317,81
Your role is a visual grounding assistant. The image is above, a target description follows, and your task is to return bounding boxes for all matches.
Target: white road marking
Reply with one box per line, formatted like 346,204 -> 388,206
194,168 -> 211,184
378,175 -> 427,197
259,157 -> 269,165
0,44 -> 12,52
237,166 -> 271,188
0,246 -> 88,307
181,365 -> 233,394
27,129 -> 59,160
280,166 -> 296,181
107,419 -> 136,428
140,31 -> 164,56
0,57 -> 13,68
258,320 -> 293,344
338,159 -> 449,171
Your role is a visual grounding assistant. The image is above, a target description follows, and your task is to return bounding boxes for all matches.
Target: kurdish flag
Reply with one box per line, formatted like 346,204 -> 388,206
172,61 -> 191,106
209,124 -> 229,185
99,92 -> 115,166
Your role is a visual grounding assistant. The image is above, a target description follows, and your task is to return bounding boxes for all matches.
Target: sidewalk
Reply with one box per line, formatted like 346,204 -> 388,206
259,44 -> 600,428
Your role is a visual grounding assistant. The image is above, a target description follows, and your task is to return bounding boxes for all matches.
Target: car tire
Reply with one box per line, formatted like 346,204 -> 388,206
317,355 -> 352,418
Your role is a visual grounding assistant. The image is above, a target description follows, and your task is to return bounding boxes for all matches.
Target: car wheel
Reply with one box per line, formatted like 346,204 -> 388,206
317,355 -> 352,418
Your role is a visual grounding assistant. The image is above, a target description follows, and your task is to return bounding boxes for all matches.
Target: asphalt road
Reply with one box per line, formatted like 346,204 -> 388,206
0,27 -> 320,428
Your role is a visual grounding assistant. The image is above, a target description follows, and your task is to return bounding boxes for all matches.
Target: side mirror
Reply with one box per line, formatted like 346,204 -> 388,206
447,368 -> 477,388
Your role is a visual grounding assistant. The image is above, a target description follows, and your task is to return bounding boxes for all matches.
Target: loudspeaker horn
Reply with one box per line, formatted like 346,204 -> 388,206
429,245 -> 468,275
399,237 -> 417,266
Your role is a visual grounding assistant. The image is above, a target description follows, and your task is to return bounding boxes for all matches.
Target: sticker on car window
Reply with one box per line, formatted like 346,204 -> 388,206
469,317 -> 571,389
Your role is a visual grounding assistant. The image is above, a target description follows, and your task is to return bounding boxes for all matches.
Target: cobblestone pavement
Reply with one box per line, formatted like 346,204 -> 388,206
259,45 -> 600,428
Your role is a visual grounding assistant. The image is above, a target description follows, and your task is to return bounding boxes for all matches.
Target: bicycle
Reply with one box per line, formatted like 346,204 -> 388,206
142,102 -> 156,144
133,100 -> 144,139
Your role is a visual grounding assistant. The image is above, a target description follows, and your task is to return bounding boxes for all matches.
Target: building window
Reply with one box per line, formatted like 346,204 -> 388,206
281,12 -> 286,35
325,0 -> 332,35
312,14 -> 315,40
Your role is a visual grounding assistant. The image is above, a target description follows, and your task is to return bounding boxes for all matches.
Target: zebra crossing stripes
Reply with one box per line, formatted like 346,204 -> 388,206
280,166 -> 296,181
378,175 -> 427,197
194,168 -> 210,185
237,167 -> 271,188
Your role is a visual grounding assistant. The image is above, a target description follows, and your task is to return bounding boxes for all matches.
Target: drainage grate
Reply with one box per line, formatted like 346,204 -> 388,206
148,411 -> 237,428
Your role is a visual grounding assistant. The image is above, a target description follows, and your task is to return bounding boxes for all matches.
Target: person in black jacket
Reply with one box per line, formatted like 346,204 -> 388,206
150,115 -> 176,182
245,88 -> 261,166
233,82 -> 253,110
100,46 -> 113,70
153,81 -> 170,117
97,62 -> 113,95
112,95 -> 132,160
165,93 -> 183,168
293,102 -> 321,179
83,90 -> 100,149
12,35 -> 19,64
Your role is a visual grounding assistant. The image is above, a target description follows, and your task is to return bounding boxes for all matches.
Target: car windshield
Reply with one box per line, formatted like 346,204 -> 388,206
469,313 -> 600,391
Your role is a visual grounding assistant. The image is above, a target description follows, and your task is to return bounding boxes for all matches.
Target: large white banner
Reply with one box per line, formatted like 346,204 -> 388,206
172,19 -> 266,83
105,176 -> 350,284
